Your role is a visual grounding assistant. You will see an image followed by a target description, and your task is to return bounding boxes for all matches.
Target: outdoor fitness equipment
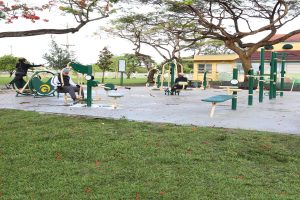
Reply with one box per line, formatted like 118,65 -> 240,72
269,51 -> 288,99
13,68 -> 56,97
202,45 -> 292,116
200,70 -> 208,90
68,62 -> 99,107
201,68 -> 241,117
249,47 -> 290,104
160,61 -> 183,89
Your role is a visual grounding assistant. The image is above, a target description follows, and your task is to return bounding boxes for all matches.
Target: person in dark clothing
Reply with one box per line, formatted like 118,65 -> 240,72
14,58 -> 42,89
170,72 -> 188,95
4,71 -> 14,89
51,68 -> 84,103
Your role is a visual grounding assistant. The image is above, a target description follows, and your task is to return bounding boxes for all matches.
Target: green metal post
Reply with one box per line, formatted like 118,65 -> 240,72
232,67 -> 238,80
86,65 -> 93,107
156,74 -> 161,88
232,67 -> 238,110
280,53 -> 286,97
259,48 -> 265,103
248,69 -> 254,106
203,70 -> 207,90
70,62 -> 99,107
272,52 -> 278,99
170,63 -> 175,87
269,52 -> 275,100
120,72 -> 124,86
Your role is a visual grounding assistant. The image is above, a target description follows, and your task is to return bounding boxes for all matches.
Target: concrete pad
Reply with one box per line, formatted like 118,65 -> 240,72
0,87 -> 299,134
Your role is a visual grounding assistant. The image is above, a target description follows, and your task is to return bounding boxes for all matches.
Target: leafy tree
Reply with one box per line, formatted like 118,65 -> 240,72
42,38 -> 76,69
180,58 -> 194,73
0,0 -> 119,38
96,47 -> 114,83
138,0 -> 300,80
123,54 -> 140,79
0,55 -> 18,74
186,39 -> 233,56
107,13 -> 195,71
135,53 -> 155,72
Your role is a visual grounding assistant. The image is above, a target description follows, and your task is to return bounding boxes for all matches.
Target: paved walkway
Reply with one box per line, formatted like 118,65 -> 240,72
0,87 -> 299,134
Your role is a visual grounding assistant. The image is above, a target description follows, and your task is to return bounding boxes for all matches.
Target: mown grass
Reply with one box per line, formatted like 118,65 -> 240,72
93,77 -> 147,86
0,109 -> 300,199
0,74 -> 147,87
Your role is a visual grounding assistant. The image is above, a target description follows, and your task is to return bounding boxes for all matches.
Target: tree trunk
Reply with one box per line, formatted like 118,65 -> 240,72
102,71 -> 105,83
238,54 -> 253,82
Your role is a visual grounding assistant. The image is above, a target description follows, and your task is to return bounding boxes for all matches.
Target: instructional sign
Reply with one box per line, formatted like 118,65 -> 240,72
118,60 -> 126,72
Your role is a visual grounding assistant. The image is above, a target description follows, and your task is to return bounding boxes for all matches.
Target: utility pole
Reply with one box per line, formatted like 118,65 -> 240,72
9,45 -> 12,55
61,23 -> 75,50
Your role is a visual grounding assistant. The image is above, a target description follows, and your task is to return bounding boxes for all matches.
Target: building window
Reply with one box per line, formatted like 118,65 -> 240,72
198,64 -> 212,73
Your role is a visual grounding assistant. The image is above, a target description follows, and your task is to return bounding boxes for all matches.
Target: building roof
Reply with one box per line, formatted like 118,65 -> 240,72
248,50 -> 300,61
270,33 -> 300,42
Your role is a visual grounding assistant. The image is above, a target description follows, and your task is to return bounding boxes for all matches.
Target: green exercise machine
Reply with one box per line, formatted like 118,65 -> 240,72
14,69 -> 56,97
68,62 -> 99,107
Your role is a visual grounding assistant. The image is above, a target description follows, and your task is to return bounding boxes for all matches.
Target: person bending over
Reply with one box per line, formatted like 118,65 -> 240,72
14,57 -> 42,89
51,68 -> 84,103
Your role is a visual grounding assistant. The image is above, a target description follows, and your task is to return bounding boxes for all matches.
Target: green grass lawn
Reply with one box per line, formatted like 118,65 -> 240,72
93,77 -> 147,86
0,74 -> 147,87
1,109 -> 300,199
0,76 -> 11,85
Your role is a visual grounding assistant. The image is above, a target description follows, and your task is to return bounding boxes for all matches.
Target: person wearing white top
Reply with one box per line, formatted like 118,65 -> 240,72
51,68 -> 84,103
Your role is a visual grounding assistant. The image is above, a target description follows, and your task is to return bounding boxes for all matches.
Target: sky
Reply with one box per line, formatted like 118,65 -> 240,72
0,0 -> 159,65
0,0 -> 300,66
0,12 -> 140,65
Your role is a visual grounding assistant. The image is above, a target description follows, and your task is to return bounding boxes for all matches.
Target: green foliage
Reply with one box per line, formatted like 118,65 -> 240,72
109,12 -> 196,65
135,66 -> 148,73
107,54 -> 146,78
180,58 -> 194,73
184,0 -> 195,5
0,55 -> 18,73
0,11 -> 5,20
122,54 -> 140,79
1,0 -> 122,37
42,38 -> 76,69
1,109 -> 300,199
91,64 -> 101,73
186,39 -> 233,55
97,47 -> 114,83
110,56 -> 122,73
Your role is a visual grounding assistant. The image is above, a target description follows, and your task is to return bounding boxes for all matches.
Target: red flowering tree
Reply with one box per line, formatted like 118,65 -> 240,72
0,0 -> 118,38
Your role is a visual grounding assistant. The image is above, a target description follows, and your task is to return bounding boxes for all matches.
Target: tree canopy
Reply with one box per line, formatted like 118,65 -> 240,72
122,53 -> 140,79
0,0 -> 118,38
107,12 -> 196,70
136,0 -> 300,75
0,54 -> 18,73
42,37 -> 76,69
2,0 -> 300,79
96,47 -> 114,83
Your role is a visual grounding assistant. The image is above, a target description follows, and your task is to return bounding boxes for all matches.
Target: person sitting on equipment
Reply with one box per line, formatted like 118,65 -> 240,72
170,72 -> 188,95
14,57 -> 43,90
51,68 -> 84,103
